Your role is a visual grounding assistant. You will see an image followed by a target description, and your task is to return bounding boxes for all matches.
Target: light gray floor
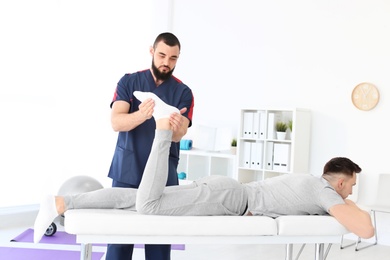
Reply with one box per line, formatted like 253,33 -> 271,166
1,217 -> 389,260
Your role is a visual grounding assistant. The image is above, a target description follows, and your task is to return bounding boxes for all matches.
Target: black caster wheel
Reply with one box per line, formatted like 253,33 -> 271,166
44,222 -> 57,236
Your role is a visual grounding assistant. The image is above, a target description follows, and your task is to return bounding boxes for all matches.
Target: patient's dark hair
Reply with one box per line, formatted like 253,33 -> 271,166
153,32 -> 181,50
322,157 -> 362,177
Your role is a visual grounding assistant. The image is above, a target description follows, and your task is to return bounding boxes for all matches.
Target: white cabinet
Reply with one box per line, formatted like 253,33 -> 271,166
178,149 -> 236,181
237,108 -> 311,183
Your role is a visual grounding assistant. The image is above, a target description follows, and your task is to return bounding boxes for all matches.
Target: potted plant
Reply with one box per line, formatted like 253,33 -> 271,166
288,120 -> 293,132
231,138 -> 237,154
287,120 -> 293,140
275,121 -> 287,140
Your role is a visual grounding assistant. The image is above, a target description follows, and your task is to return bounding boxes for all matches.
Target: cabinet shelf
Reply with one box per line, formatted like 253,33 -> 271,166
178,149 -> 236,181
237,108 -> 311,183
177,108 -> 310,184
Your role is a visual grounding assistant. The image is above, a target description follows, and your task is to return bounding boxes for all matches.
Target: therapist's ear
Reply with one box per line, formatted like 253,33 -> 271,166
149,46 -> 154,57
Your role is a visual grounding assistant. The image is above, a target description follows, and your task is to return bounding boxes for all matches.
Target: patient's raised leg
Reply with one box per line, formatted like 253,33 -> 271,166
136,118 -> 173,214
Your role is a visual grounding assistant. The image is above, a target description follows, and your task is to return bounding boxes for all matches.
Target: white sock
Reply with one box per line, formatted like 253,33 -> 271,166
33,195 -> 58,243
134,91 -> 180,120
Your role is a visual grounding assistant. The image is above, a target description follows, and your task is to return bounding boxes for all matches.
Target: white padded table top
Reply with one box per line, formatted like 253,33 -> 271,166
64,209 -> 278,236
276,215 -> 349,236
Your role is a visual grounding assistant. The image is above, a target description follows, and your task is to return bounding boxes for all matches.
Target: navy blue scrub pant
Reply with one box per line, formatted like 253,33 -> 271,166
105,180 -> 171,260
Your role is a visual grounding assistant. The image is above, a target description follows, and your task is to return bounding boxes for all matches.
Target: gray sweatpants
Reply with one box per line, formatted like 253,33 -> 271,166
65,130 -> 248,216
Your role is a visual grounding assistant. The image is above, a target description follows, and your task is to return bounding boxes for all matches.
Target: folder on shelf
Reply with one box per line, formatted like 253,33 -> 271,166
250,142 -> 263,170
243,112 -> 254,138
265,142 -> 274,170
242,141 -> 251,168
259,112 -> 267,140
267,112 -> 282,139
253,111 -> 266,140
252,112 -> 259,139
273,143 -> 291,172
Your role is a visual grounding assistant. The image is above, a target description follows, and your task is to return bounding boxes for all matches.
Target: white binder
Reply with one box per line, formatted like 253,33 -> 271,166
259,112 -> 267,140
242,141 -> 251,168
250,142 -> 263,169
243,112 -> 254,138
273,143 -> 291,172
252,112 -> 260,139
267,112 -> 282,139
253,111 -> 267,140
265,142 -> 274,170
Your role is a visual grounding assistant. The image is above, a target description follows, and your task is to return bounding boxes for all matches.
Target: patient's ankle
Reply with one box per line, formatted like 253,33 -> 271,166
156,118 -> 171,130
55,196 -> 66,215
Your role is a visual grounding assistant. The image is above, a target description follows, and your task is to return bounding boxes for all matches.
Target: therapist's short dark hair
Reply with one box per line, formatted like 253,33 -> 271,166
153,32 -> 181,50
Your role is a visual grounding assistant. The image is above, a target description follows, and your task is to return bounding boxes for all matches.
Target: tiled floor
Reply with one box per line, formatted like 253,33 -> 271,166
1,214 -> 389,260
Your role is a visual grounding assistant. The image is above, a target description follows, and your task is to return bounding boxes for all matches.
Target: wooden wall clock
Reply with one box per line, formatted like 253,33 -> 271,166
351,82 -> 380,111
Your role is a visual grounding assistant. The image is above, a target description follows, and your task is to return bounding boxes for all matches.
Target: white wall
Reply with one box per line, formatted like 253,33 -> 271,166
171,0 -> 390,245
173,0 -> 390,178
0,0 -> 155,206
1,0 -> 389,245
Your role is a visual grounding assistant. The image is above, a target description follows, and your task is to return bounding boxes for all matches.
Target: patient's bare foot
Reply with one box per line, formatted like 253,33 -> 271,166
56,196 -> 66,215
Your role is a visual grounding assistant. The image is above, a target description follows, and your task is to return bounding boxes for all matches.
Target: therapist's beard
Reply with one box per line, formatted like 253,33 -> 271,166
151,61 -> 175,81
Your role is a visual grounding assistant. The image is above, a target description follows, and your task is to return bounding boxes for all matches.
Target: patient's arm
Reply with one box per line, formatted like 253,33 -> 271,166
329,199 -> 374,239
